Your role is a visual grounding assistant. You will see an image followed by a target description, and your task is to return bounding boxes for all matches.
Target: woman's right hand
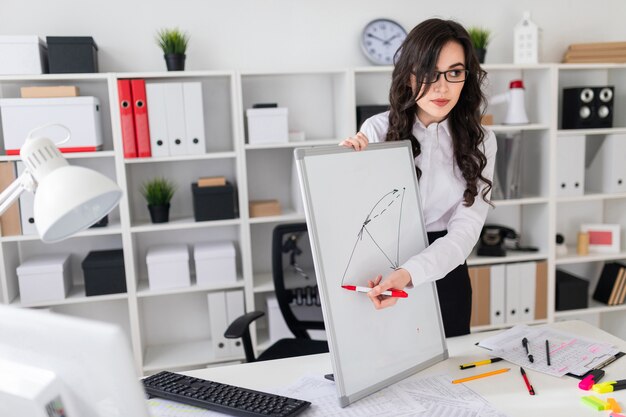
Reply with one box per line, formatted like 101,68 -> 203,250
339,132 -> 369,151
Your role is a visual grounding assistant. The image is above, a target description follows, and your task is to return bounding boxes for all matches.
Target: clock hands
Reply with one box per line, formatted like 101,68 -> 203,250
367,32 -> 403,45
384,33 -> 402,43
366,33 -> 386,42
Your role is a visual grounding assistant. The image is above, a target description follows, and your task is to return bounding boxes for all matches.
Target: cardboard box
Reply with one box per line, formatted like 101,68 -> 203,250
249,200 -> 281,217
198,176 -> 226,187
0,96 -> 103,155
246,107 -> 288,144
17,254 -> 71,304
20,86 -> 79,98
194,242 -> 237,286
146,244 -> 190,290
0,36 -> 47,75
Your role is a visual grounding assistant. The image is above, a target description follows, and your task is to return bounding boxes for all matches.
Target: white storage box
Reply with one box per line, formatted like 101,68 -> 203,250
586,134 -> 626,194
0,36 -> 47,75
146,244 -> 190,290
17,254 -> 71,304
556,135 -> 585,197
0,96 -> 103,155
246,107 -> 288,144
194,241 -> 237,286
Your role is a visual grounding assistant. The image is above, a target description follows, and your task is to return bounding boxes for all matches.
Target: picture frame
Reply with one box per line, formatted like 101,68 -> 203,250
580,224 -> 621,254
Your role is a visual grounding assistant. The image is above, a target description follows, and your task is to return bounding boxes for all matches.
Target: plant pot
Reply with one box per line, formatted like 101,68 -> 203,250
164,53 -> 186,71
148,204 -> 170,223
475,48 -> 487,64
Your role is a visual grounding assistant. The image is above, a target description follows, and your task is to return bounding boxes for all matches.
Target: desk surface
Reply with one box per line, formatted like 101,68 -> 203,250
185,321 -> 626,416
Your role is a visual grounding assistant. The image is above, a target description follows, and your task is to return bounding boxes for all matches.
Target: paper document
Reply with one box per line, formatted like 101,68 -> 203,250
478,324 -> 620,377
147,397 -> 222,416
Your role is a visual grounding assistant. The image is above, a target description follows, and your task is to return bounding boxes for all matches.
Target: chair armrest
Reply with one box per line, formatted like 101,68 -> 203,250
224,311 -> 265,339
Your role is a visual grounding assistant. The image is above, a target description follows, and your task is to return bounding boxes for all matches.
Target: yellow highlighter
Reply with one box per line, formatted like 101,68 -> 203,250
459,357 -> 504,370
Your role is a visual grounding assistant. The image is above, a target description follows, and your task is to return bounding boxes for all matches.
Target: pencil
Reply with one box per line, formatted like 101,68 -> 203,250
452,368 -> 511,384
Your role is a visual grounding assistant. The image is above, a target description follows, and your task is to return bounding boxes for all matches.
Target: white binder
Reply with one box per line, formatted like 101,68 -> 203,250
225,290 -> 245,356
519,261 -> 537,322
164,83 -> 187,156
182,82 -> 206,155
490,264 -> 506,324
145,83 -> 170,157
207,291 -> 230,359
16,162 -> 36,235
586,134 -> 626,194
556,135 -> 585,196
505,263 -> 522,323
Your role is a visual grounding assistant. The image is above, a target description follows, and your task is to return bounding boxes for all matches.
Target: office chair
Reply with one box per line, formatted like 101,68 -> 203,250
225,223 -> 328,362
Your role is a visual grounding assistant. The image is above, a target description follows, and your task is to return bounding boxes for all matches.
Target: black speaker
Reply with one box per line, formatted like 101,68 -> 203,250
562,86 -> 614,129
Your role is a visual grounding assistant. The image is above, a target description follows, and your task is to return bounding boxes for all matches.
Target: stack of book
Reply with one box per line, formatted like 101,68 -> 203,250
563,41 -> 626,63
592,262 -> 626,306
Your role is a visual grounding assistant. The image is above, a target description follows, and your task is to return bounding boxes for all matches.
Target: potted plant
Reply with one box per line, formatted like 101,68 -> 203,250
141,177 -> 176,223
155,27 -> 189,71
467,26 -> 491,64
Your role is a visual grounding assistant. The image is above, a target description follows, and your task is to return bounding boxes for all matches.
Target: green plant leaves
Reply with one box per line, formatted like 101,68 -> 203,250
141,177 -> 176,206
156,28 -> 189,55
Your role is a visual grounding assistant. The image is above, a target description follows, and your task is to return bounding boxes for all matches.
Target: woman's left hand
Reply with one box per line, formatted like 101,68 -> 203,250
367,268 -> 413,310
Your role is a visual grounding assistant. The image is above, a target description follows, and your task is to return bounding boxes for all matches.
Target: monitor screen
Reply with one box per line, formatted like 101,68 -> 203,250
0,305 -> 150,417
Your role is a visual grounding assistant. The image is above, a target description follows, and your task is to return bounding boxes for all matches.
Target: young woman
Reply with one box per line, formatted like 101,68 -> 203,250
341,18 -> 496,337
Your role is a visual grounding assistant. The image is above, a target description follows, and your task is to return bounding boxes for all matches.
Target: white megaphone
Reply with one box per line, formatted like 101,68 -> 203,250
490,80 -> 529,124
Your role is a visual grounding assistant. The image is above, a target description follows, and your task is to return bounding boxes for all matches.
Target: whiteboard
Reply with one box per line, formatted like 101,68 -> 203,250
295,141 -> 448,407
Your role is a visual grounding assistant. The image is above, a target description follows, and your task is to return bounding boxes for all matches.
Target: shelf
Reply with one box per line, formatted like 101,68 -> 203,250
0,73 -> 110,82
114,70 -> 235,79
556,192 -> 626,203
244,139 -> 339,150
0,150 -> 115,162
248,211 -> 305,224
142,339 -> 243,372
557,127 -> 626,136
11,285 -> 128,308
130,217 -> 241,233
492,196 -> 549,206
136,278 -> 245,298
489,124 -> 550,133
0,221 -> 122,242
124,151 -> 236,164
554,299 -> 626,318
555,248 -> 626,265
467,252 -> 548,267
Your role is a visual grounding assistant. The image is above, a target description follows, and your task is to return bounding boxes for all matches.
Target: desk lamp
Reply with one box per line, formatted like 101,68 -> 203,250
0,125 -> 122,242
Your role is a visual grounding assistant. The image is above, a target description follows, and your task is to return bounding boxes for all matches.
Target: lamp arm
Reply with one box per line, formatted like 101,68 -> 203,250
0,172 -> 36,216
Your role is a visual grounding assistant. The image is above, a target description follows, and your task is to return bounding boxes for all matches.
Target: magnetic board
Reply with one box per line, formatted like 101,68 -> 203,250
295,141 -> 448,407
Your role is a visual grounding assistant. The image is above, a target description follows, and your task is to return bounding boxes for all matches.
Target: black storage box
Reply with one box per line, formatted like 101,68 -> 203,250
46,36 -> 98,73
555,269 -> 589,311
192,182 -> 237,221
356,105 -> 389,130
81,249 -> 126,296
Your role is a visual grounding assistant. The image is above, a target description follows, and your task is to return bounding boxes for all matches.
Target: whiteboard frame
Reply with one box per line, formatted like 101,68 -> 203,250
295,141 -> 448,407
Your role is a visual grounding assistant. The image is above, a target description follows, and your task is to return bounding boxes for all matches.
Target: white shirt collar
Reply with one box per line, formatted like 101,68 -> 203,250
415,117 -> 451,136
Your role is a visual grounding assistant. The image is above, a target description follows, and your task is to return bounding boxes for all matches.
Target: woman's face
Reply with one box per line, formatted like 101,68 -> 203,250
411,40 -> 466,126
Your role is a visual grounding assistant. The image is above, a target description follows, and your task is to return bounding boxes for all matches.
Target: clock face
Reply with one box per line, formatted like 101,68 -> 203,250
361,19 -> 407,65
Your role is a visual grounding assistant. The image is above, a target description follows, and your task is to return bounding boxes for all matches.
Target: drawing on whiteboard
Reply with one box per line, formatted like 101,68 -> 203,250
341,187 -> 406,286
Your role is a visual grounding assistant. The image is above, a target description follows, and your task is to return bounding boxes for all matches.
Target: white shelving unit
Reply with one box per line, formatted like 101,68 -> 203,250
2,63 -> 626,373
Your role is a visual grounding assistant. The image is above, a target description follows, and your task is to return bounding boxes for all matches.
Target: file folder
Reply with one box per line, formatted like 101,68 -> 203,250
586,134 -> 626,194
225,290 -> 245,356
0,162 -> 21,236
117,79 -> 137,158
490,264 -> 506,324
208,291 -> 230,359
16,162 -> 36,235
505,263 -> 522,323
468,266 -> 491,327
519,261 -> 537,322
182,82 -> 206,155
164,83 -> 187,156
145,83 -> 170,157
130,79 -> 151,158
556,135 -> 585,196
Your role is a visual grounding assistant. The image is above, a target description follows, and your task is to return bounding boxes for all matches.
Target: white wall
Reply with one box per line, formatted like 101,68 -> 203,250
1,0 -> 626,72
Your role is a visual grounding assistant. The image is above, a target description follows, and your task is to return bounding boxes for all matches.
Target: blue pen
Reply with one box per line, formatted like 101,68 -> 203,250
522,337 -> 534,363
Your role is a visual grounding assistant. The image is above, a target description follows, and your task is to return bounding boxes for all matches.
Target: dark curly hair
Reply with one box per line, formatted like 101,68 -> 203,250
387,18 -> 492,206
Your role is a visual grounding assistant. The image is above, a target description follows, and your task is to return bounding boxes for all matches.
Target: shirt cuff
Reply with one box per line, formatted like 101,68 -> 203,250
398,261 -> 426,289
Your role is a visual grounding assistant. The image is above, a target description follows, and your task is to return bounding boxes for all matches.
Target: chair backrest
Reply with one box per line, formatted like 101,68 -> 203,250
271,223 -> 325,339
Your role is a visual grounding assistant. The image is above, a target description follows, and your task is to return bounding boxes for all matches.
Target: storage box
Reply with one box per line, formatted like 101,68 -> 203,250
249,200 -> 281,217
194,242 -> 237,286
246,107 -> 288,144
46,36 -> 98,74
17,254 -> 71,304
0,96 -> 103,155
81,249 -> 126,296
555,269 -> 589,311
20,85 -> 79,98
0,36 -> 47,75
146,244 -> 190,290
192,182 -> 237,221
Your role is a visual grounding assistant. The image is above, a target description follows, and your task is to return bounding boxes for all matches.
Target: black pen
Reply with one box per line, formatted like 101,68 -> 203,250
545,340 -> 551,366
522,337 -> 534,363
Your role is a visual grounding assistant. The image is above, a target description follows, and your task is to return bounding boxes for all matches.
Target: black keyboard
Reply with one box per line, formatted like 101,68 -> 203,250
143,371 -> 311,417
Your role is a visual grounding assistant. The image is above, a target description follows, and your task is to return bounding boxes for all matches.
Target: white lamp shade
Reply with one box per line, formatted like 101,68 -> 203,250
33,166 -> 122,243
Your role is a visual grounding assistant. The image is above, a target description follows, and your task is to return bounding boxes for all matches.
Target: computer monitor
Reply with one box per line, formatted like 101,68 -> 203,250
0,305 -> 150,417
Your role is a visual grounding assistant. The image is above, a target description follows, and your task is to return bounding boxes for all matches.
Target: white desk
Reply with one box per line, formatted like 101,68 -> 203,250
185,321 -> 626,416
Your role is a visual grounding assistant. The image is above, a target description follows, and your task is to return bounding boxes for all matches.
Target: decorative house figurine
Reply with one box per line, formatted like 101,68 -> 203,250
514,11 -> 541,64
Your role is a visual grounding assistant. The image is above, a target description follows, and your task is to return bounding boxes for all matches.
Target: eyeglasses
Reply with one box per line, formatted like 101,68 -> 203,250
422,69 -> 469,84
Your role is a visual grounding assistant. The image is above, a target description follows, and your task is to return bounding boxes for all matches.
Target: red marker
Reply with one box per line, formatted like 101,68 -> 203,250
341,285 -> 408,298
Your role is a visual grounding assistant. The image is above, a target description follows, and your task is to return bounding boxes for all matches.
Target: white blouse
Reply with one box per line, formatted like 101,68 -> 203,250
360,112 -> 497,287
